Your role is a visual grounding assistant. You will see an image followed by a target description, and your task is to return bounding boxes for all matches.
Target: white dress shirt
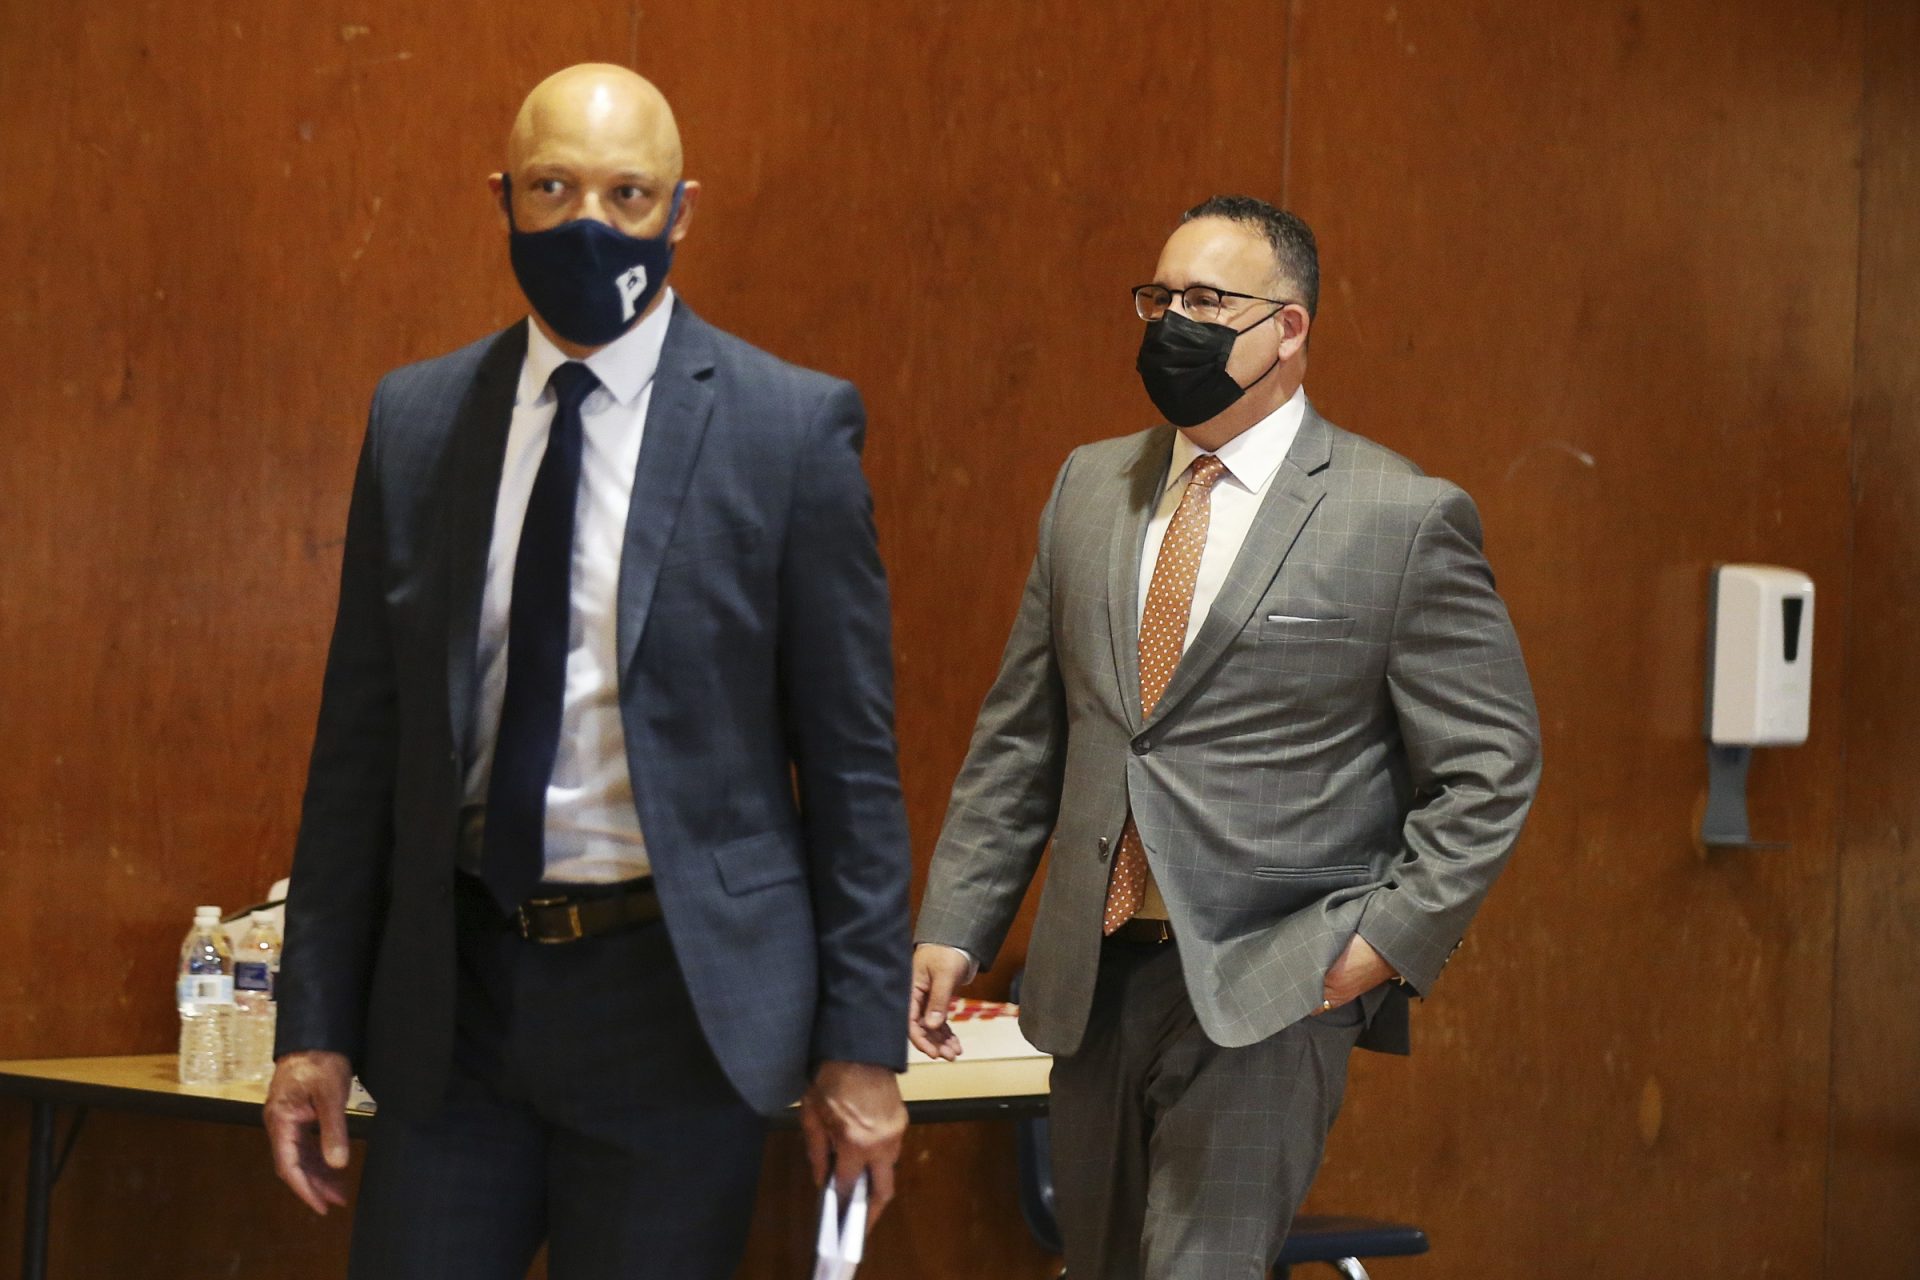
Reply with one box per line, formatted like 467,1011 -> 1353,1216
459,291 -> 677,884
1137,385 -> 1307,645
1130,384 -> 1307,916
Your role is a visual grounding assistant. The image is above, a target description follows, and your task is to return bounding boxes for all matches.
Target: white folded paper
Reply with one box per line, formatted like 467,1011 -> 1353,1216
814,1172 -> 869,1279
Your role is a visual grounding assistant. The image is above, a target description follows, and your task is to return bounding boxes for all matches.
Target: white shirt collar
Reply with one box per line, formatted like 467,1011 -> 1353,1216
1165,383 -> 1308,496
517,288 -> 677,409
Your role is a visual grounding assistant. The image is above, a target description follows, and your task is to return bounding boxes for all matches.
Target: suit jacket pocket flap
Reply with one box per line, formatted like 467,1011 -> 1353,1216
713,830 -> 806,895
1250,862 -> 1372,884
1258,615 -> 1355,641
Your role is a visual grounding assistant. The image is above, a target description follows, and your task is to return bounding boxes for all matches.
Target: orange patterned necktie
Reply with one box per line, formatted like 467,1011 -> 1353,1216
1103,453 -> 1229,935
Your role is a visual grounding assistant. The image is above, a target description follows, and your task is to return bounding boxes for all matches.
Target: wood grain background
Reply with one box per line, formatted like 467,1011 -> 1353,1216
1,1 -> 1913,1276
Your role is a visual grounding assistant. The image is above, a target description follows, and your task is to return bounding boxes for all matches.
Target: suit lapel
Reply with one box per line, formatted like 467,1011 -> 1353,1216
615,306 -> 719,677
1143,405 -> 1335,732
444,324 -> 529,758
1106,427 -> 1177,733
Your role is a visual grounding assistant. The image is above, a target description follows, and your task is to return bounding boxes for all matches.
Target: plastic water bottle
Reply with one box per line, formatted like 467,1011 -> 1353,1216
176,906 -> 234,1085
231,911 -> 281,1082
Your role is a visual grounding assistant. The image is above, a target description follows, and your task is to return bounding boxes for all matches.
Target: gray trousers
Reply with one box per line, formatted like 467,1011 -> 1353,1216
1050,938 -> 1365,1280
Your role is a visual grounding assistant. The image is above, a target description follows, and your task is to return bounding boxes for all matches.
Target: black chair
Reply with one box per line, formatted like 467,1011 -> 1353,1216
1009,980 -> 1428,1277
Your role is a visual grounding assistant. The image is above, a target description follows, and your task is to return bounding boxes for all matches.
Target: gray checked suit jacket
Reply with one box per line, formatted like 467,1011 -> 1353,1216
916,403 -> 1541,1057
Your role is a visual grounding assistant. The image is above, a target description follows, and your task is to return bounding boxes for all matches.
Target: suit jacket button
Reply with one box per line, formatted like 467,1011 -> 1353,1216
1133,738 -> 1151,755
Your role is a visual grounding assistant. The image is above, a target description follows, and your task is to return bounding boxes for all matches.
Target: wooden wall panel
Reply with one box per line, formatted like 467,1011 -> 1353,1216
1285,2 -> 1864,1275
1829,0 -> 1920,1273
636,3 -> 1296,924
1,0 -> 1913,1277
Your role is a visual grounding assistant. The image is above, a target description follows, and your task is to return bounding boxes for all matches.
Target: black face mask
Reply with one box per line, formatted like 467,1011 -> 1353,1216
1135,308 -> 1282,428
502,175 -> 683,348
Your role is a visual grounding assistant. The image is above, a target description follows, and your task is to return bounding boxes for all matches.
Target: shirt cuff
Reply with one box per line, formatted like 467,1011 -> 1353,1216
916,941 -> 979,985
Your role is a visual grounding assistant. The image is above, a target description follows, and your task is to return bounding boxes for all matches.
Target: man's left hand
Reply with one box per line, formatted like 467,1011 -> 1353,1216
800,1060 -> 907,1233
1319,934 -> 1396,1012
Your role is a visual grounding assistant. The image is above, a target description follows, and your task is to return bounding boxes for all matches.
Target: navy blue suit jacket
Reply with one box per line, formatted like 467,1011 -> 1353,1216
276,305 -> 912,1118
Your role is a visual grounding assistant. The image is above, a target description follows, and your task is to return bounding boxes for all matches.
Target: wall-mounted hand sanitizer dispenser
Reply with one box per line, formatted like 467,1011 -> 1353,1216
1701,564 -> 1814,849
1706,564 -> 1814,746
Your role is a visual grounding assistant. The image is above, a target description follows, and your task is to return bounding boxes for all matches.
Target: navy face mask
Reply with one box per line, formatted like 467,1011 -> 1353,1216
502,176 -> 684,347
1135,307 -> 1281,428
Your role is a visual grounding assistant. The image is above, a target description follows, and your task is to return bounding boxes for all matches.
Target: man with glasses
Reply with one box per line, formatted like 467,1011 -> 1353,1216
910,196 -> 1541,1278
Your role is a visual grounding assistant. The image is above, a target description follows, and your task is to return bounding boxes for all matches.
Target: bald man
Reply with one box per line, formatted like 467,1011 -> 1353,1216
265,65 -> 911,1278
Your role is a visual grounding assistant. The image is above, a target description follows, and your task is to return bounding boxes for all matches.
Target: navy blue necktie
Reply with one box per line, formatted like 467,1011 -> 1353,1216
480,360 -> 601,915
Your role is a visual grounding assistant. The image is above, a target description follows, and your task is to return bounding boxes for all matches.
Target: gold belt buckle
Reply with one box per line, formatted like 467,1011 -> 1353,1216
519,895 -> 584,943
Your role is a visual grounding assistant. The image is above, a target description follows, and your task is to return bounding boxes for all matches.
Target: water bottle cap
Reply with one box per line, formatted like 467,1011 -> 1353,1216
194,906 -> 221,922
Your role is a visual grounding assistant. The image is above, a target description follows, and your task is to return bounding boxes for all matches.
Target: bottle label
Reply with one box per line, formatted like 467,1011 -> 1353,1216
178,975 -> 234,1008
235,962 -> 274,994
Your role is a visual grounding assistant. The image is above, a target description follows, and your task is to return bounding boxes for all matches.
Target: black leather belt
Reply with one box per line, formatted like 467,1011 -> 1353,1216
1108,916 -> 1175,945
515,881 -> 661,944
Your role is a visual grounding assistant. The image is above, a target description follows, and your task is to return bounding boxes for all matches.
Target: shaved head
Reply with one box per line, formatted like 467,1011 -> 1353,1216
507,64 -> 683,183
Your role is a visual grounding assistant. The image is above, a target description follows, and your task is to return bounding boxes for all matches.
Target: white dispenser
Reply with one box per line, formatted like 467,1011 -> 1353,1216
1707,564 -> 1814,746
1701,564 -> 1814,848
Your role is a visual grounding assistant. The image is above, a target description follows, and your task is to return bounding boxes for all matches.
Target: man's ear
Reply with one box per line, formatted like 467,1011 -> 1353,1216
668,180 -> 702,245
488,172 -> 510,231
1283,302 -> 1312,356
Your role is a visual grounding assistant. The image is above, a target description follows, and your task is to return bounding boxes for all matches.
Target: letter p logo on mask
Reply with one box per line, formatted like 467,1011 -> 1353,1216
615,266 -> 649,322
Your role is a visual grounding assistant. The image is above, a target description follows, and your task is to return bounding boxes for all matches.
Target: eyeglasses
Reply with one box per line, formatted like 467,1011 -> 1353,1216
1132,284 -> 1294,325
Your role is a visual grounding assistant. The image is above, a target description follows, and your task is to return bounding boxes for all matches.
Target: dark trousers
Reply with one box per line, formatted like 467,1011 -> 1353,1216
348,875 -> 767,1280
1049,939 -> 1366,1280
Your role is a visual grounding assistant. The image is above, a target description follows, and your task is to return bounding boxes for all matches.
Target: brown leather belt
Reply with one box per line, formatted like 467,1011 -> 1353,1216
515,881 -> 661,944
1107,916 -> 1175,945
